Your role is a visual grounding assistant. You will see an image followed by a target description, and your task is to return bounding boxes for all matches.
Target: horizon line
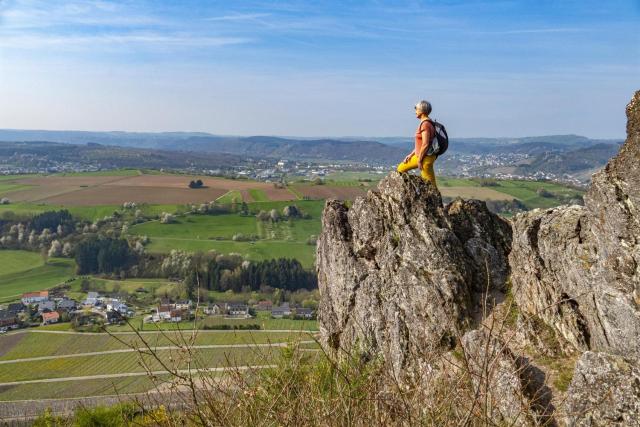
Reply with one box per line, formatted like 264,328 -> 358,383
0,128 -> 626,142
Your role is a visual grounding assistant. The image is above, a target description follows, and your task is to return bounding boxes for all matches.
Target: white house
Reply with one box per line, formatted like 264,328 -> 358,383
84,292 -> 101,306
105,298 -> 128,314
227,304 -> 250,318
22,291 -> 49,305
175,300 -> 192,311
153,305 -> 173,322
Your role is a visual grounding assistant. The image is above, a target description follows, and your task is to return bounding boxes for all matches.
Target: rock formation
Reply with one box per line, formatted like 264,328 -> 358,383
317,172 -> 512,377
509,90 -> 640,357
564,351 -> 640,426
317,91 -> 640,425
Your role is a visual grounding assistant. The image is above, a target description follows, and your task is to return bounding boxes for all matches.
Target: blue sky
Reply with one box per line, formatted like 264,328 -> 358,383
0,0 -> 638,138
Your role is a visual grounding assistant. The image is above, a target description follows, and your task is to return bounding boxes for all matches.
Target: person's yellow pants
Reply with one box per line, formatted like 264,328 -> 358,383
397,154 -> 437,188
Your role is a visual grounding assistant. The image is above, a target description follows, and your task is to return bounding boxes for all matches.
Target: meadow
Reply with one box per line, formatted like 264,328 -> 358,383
129,200 -> 324,267
0,170 -> 585,301
0,251 -> 75,303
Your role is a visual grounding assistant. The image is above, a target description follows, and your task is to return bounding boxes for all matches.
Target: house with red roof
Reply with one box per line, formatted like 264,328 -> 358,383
42,311 -> 60,325
22,290 -> 49,305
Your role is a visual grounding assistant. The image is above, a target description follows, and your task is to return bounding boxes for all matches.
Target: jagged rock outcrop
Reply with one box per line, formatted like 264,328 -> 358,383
317,172 -> 512,377
564,351 -> 640,426
509,91 -> 640,358
317,91 -> 640,425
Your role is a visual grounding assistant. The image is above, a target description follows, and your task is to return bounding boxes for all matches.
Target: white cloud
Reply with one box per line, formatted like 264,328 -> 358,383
0,32 -> 252,49
205,13 -> 271,22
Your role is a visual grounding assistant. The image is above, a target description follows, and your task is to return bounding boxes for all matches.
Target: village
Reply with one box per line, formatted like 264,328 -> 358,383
0,288 -> 316,334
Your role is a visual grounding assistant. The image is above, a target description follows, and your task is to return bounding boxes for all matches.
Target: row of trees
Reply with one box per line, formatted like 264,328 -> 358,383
31,210 -> 75,233
184,257 -> 317,296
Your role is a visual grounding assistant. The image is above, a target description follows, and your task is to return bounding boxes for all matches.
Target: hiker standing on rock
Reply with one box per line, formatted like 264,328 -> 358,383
397,100 -> 446,189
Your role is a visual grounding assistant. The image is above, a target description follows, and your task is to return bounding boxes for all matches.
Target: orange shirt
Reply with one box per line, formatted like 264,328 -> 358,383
415,120 -> 435,159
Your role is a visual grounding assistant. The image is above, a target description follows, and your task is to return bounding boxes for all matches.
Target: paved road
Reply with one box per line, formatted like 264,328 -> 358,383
0,341 -> 316,365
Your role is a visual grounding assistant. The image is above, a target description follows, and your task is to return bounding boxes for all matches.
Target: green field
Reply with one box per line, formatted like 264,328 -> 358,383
0,202 -> 188,222
248,188 -> 269,201
0,329 -> 316,400
105,311 -> 318,332
129,200 -> 324,267
486,180 -> 584,209
0,251 -> 76,302
216,190 -> 242,204
0,376 -> 161,401
0,330 -> 313,360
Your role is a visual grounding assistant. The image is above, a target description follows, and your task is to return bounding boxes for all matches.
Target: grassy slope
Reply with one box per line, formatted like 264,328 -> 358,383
0,253 -> 76,302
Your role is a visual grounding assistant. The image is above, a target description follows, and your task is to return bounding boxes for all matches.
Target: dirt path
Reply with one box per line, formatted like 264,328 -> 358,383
0,341 -> 315,364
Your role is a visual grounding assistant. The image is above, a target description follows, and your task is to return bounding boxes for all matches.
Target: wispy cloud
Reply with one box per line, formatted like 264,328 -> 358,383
0,33 -> 252,49
471,28 -> 589,35
205,13 -> 271,22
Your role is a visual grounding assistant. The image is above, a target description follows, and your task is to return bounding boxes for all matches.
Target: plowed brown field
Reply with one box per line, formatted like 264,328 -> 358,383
6,174 -> 296,205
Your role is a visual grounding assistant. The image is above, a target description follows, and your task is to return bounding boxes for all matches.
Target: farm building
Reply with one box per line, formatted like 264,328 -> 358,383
84,292 -> 101,306
22,291 -> 49,304
294,308 -> 315,319
227,304 -> 250,318
37,300 -> 56,313
271,303 -> 292,318
175,300 -> 192,310
57,299 -> 78,312
255,300 -> 273,311
7,303 -> 26,314
0,310 -> 19,329
42,311 -> 60,325
204,303 -> 225,315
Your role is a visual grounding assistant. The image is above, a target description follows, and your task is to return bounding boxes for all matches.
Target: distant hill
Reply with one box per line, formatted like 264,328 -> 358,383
0,140 -> 245,170
515,143 -> 622,179
0,129 -> 622,169
0,130 -> 404,164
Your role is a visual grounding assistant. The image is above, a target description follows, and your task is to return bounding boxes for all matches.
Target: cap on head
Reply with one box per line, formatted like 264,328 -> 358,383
415,100 -> 432,116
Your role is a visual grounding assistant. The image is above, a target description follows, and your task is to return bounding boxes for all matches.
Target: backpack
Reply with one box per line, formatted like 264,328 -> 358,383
424,119 -> 449,156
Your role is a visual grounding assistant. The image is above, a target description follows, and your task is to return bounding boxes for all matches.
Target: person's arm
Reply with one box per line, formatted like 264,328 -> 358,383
417,124 -> 433,168
403,150 -> 414,163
